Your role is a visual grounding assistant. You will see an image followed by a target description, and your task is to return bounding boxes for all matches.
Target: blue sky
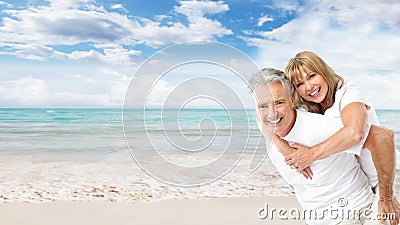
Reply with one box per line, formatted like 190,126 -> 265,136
0,0 -> 399,109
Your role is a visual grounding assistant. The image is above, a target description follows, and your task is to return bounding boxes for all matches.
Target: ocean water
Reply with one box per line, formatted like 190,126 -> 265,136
0,108 -> 263,161
0,108 -> 124,162
376,110 -> 400,147
0,108 -> 399,203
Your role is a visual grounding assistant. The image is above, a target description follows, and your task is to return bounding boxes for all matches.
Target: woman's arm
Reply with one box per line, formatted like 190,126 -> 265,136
272,134 -> 313,179
272,133 -> 295,156
285,102 -> 368,170
256,113 -> 313,179
315,102 -> 368,158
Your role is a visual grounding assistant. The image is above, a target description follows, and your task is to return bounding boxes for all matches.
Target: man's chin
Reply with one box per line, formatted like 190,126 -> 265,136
264,126 -> 276,135
273,127 -> 284,137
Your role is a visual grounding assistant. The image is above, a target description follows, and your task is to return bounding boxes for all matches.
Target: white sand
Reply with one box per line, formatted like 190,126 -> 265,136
0,196 -> 304,225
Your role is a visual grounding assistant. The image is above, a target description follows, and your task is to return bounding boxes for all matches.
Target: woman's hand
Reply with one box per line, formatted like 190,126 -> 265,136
298,167 -> 313,180
285,143 -> 317,171
256,110 -> 313,179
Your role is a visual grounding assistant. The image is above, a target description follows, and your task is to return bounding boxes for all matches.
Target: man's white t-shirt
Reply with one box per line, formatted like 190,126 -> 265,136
268,109 -> 374,225
324,80 -> 379,187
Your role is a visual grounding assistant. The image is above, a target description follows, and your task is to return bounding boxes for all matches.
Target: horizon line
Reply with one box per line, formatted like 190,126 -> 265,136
1,107 -> 400,111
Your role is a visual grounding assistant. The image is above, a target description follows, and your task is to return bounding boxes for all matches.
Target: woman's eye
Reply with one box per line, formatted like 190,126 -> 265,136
295,83 -> 303,88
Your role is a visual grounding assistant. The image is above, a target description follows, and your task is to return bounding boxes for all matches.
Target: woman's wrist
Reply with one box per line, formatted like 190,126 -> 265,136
310,145 -> 321,162
278,142 -> 293,156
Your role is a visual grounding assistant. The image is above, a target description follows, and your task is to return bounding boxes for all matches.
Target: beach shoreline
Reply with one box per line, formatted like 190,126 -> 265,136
0,156 -> 294,203
1,108 -> 399,225
0,196 -> 304,225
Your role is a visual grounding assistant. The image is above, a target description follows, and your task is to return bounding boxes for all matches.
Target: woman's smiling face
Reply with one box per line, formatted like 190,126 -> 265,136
293,65 -> 329,104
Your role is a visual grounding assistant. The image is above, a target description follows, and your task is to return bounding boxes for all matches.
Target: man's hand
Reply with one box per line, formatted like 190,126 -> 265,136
284,143 -> 317,171
378,198 -> 400,225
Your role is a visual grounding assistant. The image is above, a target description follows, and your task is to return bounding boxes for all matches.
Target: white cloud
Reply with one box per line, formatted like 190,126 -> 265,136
111,4 -> 127,12
108,71 -> 131,105
0,68 -> 134,107
0,76 -> 108,107
270,0 -> 300,12
174,0 -> 229,17
70,74 -> 96,84
125,61 -> 253,109
146,78 -> 173,107
0,42 -> 61,61
130,16 -> 231,48
0,77 -> 49,106
47,0 -> 86,8
132,0 -> 232,48
257,15 -> 273,27
0,6 -> 136,45
65,47 -> 141,66
154,14 -> 170,22
242,0 -> 400,109
351,72 -> 400,110
0,1 -> 13,8
145,76 -> 250,109
0,42 -> 141,66
0,0 -> 238,108
0,0 -> 232,64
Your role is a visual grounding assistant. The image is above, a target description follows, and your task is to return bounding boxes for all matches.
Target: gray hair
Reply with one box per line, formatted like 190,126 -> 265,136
248,68 -> 293,97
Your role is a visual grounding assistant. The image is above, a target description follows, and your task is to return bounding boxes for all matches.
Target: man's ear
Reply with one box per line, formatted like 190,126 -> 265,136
289,93 -> 295,106
290,91 -> 296,100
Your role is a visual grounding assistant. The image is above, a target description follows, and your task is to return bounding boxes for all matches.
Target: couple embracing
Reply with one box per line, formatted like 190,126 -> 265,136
250,51 -> 399,225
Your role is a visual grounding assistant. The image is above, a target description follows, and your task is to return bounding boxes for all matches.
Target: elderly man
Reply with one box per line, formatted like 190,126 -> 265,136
249,68 -> 399,224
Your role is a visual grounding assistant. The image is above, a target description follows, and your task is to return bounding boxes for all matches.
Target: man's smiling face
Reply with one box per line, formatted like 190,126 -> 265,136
253,82 -> 296,137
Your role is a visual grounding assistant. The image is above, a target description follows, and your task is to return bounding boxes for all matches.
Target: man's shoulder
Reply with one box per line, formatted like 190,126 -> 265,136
295,108 -> 327,122
285,109 -> 343,146
296,108 -> 340,123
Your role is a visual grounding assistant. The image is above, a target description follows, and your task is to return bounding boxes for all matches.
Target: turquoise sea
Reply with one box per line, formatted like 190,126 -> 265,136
0,108 -> 125,162
0,108 -> 399,202
1,108 -> 399,161
0,108 -> 263,162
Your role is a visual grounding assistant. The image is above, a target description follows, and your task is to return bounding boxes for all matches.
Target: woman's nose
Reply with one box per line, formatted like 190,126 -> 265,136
305,81 -> 313,91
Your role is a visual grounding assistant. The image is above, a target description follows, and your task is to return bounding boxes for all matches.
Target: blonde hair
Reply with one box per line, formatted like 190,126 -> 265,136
285,51 -> 344,114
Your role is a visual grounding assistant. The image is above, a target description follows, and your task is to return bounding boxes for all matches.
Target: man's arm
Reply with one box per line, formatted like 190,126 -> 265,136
365,125 -> 400,225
